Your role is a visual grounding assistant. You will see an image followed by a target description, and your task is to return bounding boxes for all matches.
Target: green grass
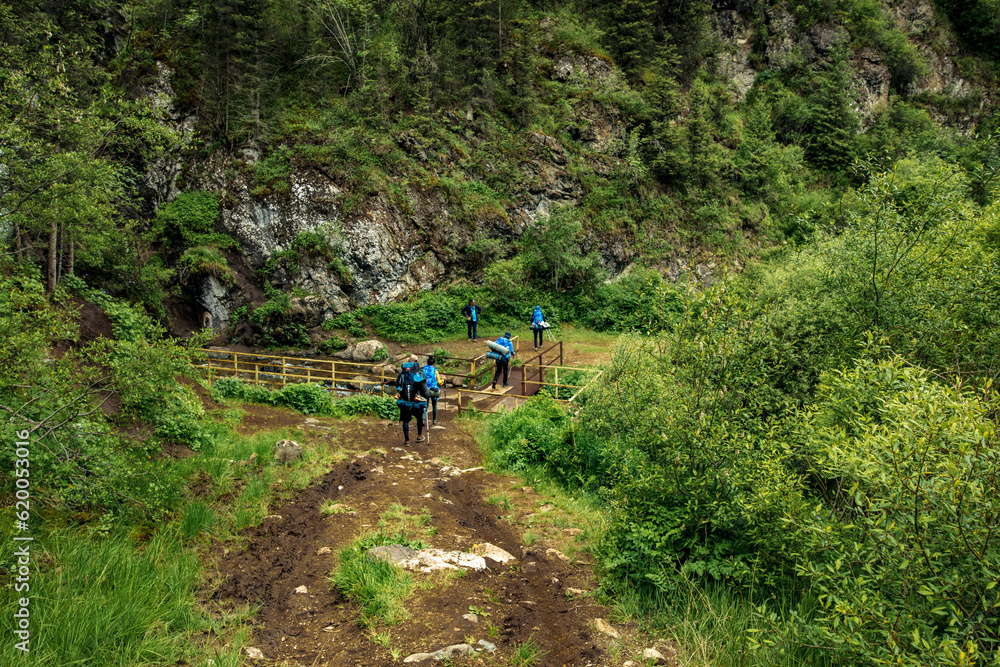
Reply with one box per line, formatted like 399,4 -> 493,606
180,500 -> 216,540
331,538 -> 416,629
509,635 -> 545,666
0,527 -> 245,666
607,578 -> 833,667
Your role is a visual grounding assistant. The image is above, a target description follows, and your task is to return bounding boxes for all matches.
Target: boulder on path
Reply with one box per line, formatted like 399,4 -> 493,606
403,643 -> 477,663
470,542 -> 517,565
368,544 -> 487,573
594,618 -> 619,639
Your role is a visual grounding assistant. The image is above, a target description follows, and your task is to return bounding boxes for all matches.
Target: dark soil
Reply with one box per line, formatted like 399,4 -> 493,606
207,408 -> 640,666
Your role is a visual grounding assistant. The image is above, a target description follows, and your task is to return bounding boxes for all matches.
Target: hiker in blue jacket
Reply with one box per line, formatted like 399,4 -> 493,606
530,305 -> 545,350
461,299 -> 481,341
491,332 -> 515,390
423,355 -> 441,425
396,357 -> 429,443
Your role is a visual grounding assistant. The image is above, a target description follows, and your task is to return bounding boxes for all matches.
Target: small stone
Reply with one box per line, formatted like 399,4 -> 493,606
263,515 -> 283,521
293,585 -> 308,594
521,486 -> 534,493
477,640 -> 497,652
245,646 -> 265,660
539,503 -> 555,512
566,587 -> 587,598
546,548 -> 571,564
623,661 -> 638,667
322,625 -> 335,632
403,652 -> 437,663
564,528 -> 583,536
470,542 -> 517,564
594,618 -> 619,639
522,561 -> 539,573
462,613 -> 479,623
643,648 -> 667,664
434,644 -> 475,659
317,547 -> 332,555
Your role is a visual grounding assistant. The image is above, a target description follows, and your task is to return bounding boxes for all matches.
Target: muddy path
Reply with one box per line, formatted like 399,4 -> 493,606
205,408 -> 650,667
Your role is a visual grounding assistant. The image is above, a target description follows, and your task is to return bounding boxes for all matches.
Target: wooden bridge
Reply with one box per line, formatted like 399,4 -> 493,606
195,337 -> 602,415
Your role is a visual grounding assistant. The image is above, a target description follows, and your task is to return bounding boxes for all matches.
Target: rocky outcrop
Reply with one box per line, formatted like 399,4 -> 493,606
712,0 -> 990,126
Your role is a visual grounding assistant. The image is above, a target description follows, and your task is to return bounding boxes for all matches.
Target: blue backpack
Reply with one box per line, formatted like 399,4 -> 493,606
396,364 -> 426,408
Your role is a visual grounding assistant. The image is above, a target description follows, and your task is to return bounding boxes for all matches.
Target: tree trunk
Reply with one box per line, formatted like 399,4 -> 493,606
67,232 -> 74,276
47,220 -> 58,293
13,220 -> 22,261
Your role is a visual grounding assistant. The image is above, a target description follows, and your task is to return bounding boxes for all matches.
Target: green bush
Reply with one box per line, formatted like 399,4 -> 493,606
178,245 -> 233,283
278,382 -> 333,414
150,191 -> 228,249
483,395 -> 571,472
330,393 -> 398,419
319,335 -> 348,354
771,353 -> 1000,666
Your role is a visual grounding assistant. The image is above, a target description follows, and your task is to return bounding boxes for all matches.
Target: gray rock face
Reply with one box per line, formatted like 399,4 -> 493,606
712,0 -> 989,122
195,275 -> 237,330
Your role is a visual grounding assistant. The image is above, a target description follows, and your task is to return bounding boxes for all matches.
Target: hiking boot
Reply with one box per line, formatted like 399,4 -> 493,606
432,419 -> 437,424
491,384 -> 496,390
503,384 -> 511,388
416,435 -> 425,442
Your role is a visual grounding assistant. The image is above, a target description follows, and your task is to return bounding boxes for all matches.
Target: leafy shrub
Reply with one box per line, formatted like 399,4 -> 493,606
209,376 -> 250,401
150,191 -> 229,249
578,268 -> 683,333
330,393 -> 398,419
772,353 -> 1000,666
370,344 -> 389,362
319,336 -> 348,354
483,395 -> 571,472
278,382 -> 332,415
178,245 -> 233,283
322,311 -> 367,337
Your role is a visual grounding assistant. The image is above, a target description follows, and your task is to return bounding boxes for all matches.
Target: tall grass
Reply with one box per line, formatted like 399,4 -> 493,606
0,527 -> 231,666
331,540 -> 415,629
607,578 -> 832,667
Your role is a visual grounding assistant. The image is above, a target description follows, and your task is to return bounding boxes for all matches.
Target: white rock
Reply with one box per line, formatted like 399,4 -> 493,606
470,542 -> 517,565
643,648 -> 667,663
594,618 -> 619,639
546,548 -> 571,564
244,646 -> 265,660
403,652 -> 438,663
293,585 -> 308,594
369,544 -> 488,573
317,547 -> 332,555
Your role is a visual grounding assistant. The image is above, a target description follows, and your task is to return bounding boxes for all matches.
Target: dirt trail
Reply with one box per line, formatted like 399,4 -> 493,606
207,408 -> 641,667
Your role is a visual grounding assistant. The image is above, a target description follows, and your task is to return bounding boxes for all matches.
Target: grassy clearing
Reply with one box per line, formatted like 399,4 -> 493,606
548,324 -> 617,361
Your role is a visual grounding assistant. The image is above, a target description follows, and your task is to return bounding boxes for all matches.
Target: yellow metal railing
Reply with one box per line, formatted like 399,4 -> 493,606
196,348 -> 395,393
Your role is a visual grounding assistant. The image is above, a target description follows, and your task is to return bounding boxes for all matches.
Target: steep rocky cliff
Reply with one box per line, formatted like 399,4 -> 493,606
138,0 -> 994,333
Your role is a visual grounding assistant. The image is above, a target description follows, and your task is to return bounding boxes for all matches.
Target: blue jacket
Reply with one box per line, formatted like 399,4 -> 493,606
530,306 -> 544,328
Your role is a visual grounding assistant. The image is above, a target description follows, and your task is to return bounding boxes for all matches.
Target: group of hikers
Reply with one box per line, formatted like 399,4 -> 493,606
393,300 -> 549,444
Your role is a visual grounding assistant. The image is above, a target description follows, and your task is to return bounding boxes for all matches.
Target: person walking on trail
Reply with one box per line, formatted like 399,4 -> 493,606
491,332 -> 515,390
396,356 -> 429,444
461,299 -> 482,342
423,355 -> 441,425
530,305 -> 545,350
